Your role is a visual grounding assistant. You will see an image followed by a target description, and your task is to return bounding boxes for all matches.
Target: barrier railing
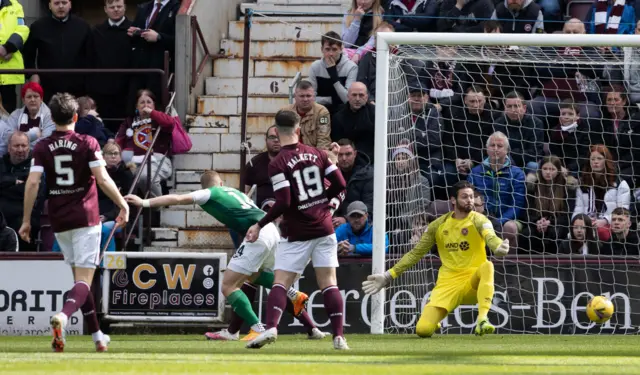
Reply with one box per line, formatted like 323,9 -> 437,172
190,15 -> 212,91
289,71 -> 302,104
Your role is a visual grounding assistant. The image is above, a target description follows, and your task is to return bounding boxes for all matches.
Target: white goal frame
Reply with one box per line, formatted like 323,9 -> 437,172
371,32 -> 640,334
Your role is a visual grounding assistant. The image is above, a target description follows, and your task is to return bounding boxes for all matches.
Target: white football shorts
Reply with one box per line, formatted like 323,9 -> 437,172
227,222 -> 279,275
275,233 -> 339,274
55,224 -> 102,269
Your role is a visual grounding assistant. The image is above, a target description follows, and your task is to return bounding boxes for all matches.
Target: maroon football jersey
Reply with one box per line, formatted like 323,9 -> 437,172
268,143 -> 337,241
31,131 -> 105,233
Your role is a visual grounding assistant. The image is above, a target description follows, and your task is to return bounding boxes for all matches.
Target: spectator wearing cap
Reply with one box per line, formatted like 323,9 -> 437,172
23,0 -> 91,103
331,82 -> 375,162
336,200 -> 388,257
308,31 -> 358,114
1,82 -> 54,156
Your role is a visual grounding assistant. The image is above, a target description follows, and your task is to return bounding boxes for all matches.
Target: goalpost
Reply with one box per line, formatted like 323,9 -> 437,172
371,32 -> 640,335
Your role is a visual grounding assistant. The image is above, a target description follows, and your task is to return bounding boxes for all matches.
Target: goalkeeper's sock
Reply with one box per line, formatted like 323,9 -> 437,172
253,270 -> 275,289
322,285 -> 344,338
228,282 -> 257,334
61,281 -> 91,318
265,284 -> 288,329
285,299 -> 315,334
80,292 -> 101,335
475,262 -> 495,322
227,289 -> 260,327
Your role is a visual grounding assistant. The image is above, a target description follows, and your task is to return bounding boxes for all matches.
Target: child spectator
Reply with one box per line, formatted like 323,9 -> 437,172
549,100 -> 599,176
561,213 -> 599,254
573,144 -> 630,241
74,96 -> 114,147
520,156 -> 576,254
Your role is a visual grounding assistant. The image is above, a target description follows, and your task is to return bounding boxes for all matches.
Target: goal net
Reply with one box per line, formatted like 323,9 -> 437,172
371,32 -> 640,335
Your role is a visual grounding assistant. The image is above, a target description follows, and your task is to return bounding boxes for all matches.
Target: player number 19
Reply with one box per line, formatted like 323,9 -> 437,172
54,155 -> 75,186
292,165 -> 322,202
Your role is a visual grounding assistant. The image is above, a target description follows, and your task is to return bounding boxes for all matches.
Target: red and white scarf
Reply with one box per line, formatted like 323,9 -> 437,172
594,0 -> 626,34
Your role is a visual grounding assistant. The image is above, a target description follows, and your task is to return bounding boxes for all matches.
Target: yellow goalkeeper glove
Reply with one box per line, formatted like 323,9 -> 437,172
362,271 -> 393,295
494,239 -> 509,257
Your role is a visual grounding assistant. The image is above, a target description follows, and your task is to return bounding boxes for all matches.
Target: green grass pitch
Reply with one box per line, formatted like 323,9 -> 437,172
1,334 -> 640,374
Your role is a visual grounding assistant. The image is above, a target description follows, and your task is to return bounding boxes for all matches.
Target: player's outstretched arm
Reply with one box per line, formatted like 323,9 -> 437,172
18,171 -> 42,243
362,216 -> 440,295
473,215 -> 509,256
91,165 -> 129,227
125,193 -> 195,208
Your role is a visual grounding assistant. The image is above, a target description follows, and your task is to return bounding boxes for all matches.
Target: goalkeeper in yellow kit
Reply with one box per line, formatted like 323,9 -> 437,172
362,181 -> 510,337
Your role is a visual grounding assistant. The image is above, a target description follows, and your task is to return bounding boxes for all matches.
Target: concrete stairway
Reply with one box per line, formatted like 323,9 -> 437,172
148,0 -> 346,252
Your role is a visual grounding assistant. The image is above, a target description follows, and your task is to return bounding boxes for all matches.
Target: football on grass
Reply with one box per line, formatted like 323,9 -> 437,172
586,296 -> 614,324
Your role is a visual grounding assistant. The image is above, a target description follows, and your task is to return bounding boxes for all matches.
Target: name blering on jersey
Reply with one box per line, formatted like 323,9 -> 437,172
287,153 -> 319,169
48,139 -> 78,152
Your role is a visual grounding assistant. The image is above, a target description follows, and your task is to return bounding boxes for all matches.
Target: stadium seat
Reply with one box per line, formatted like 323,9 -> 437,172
566,0 -> 593,21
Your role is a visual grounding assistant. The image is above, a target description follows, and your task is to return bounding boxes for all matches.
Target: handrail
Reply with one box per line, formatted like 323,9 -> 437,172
190,15 -> 212,90
288,71 -> 302,104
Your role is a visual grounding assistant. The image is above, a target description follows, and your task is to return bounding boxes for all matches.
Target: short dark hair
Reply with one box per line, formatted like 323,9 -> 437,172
450,181 -> 476,199
504,91 -> 525,102
321,31 -> 342,48
612,207 -> 630,217
559,99 -> 579,113
274,110 -> 299,132
265,125 -> 277,138
337,138 -> 355,148
465,85 -> 486,95
49,93 -> 79,126
296,80 -> 314,91
484,20 -> 502,33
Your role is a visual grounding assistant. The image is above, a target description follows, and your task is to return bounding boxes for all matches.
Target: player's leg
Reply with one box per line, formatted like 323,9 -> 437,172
469,261 -> 496,336
76,275 -> 110,352
415,306 -> 448,338
206,281 -> 258,341
312,234 -> 348,350
246,237 -> 311,349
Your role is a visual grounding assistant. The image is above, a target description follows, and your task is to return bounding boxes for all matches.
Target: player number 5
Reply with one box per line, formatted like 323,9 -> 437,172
292,165 -> 323,202
54,155 -> 75,186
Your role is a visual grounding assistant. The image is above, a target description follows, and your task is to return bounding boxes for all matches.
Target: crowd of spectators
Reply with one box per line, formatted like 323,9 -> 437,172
0,0 -> 179,251
239,0 -> 640,258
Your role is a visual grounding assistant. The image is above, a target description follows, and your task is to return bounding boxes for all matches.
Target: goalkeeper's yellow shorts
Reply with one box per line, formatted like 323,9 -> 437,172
426,268 -> 478,313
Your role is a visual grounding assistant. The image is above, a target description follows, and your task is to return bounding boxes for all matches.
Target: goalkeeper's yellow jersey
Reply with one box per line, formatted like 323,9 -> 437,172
389,211 -> 503,279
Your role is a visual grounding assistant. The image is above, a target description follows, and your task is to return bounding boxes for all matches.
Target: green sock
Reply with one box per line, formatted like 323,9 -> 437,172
227,289 -> 259,326
253,270 -> 275,289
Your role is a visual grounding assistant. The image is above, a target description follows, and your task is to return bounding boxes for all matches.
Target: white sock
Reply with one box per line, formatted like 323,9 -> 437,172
57,312 -> 69,328
92,330 -> 104,343
287,288 -> 298,300
251,323 -> 265,333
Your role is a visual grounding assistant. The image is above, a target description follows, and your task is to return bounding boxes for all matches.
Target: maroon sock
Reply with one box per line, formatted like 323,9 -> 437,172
80,292 -> 100,335
228,283 -> 257,334
322,285 -> 344,338
61,281 -> 91,318
266,284 -> 287,330
285,299 -> 315,334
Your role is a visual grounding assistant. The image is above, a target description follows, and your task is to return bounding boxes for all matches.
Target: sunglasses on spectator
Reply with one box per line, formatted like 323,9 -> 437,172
267,135 -> 279,140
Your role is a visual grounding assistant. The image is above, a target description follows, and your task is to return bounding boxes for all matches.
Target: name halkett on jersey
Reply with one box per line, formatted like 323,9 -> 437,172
286,153 -> 319,169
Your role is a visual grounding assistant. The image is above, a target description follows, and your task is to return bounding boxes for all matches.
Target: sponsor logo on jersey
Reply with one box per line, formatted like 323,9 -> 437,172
461,228 -> 468,236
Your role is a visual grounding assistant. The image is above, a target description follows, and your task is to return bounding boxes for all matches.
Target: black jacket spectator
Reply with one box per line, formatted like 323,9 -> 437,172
356,52 -> 377,98
444,103 -> 495,165
549,121 -> 598,175
332,102 -> 375,163
492,0 -> 544,34
492,113 -> 544,168
384,0 -> 440,32
437,0 -> 494,33
23,14 -> 91,103
462,56 -> 534,103
0,210 -> 17,251
99,160 -> 134,222
129,0 -> 180,108
596,107 -> 634,162
90,17 -> 133,131
600,231 -> 640,256
0,152 -> 44,251
412,102 -> 443,169
618,113 -> 640,187
75,115 -> 114,148
338,163 -> 374,219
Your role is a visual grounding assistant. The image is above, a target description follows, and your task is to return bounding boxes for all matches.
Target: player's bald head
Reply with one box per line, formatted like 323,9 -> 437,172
274,109 -> 300,136
201,170 -> 223,188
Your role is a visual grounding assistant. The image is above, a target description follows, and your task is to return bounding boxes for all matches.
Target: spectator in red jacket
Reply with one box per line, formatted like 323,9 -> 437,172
115,89 -> 174,197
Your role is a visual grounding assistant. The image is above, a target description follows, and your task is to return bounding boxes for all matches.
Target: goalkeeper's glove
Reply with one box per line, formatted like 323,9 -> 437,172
362,271 -> 393,295
494,239 -> 509,257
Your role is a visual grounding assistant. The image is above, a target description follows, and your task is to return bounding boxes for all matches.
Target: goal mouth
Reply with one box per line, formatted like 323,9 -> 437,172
370,32 -> 640,335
